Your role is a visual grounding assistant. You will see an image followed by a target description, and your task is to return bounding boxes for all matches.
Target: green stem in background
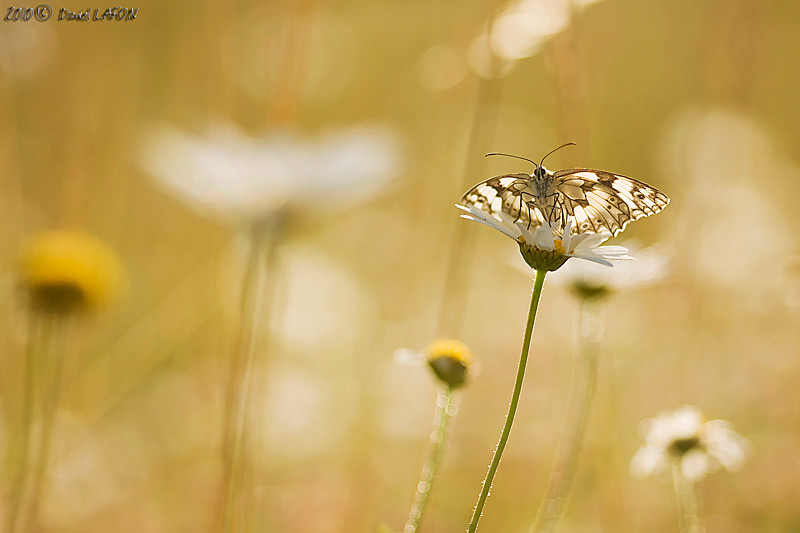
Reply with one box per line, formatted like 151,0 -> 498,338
468,269 -> 547,533
672,462 -> 703,533
531,299 -> 600,533
7,314 -> 69,533
404,386 -> 458,533
27,315 -> 68,527
217,224 -> 280,533
6,316 -> 39,533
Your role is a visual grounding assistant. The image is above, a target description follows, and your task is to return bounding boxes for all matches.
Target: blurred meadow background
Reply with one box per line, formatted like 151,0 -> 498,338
2,0 -> 800,531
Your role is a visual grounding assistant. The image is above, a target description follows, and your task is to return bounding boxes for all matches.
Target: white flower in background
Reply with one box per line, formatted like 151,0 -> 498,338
467,0 -> 606,77
457,204 -> 632,272
631,405 -> 749,483
551,244 -> 669,300
139,122 -> 401,226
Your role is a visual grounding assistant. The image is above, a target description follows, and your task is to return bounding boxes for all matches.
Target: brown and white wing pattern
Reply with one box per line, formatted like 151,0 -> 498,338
459,173 -> 547,229
552,169 -> 670,236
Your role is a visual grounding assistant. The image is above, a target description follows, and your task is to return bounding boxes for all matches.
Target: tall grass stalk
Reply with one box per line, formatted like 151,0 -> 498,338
436,6 -> 504,338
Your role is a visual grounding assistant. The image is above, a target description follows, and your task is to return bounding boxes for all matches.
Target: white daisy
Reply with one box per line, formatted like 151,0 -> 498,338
456,204 -> 633,272
630,405 -> 749,483
139,122 -> 401,227
467,0 -> 607,78
551,244 -> 669,300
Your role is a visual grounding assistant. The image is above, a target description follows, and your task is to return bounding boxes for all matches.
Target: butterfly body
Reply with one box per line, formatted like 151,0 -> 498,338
461,163 -> 669,237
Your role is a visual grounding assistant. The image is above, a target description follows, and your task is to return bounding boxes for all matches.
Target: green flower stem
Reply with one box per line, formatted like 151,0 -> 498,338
7,314 -> 68,533
217,226 -> 280,533
532,300 -> 599,533
468,269 -> 547,533
404,386 -> 457,533
672,463 -> 702,533
6,316 -> 40,533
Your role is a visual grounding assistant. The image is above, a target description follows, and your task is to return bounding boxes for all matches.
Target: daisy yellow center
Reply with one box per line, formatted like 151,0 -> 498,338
426,338 -> 473,389
668,436 -> 703,457
18,231 -> 124,314
426,338 -> 473,366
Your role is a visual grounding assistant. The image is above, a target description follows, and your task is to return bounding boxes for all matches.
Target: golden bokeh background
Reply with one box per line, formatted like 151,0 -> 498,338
1,0 -> 799,531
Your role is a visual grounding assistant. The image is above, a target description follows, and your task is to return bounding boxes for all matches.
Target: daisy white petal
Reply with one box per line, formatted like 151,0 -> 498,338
456,205 -> 521,240
572,232 -> 611,252
565,252 -> 613,267
704,420 -> 749,471
630,445 -> 668,478
592,245 -> 634,257
533,223 -> 556,251
681,449 -> 711,482
393,348 -> 427,366
463,215 -> 519,240
515,222 -> 537,245
566,233 -> 590,249
454,203 -> 484,217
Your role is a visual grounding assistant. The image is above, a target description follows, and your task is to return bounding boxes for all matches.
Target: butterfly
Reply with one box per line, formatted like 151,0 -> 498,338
460,144 -> 669,237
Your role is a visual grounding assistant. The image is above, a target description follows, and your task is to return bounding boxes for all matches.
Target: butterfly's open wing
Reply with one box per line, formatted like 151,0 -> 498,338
459,173 -> 548,229
552,169 -> 670,236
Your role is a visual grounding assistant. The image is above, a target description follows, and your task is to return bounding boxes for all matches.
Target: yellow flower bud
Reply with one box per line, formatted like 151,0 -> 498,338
18,230 -> 125,314
426,338 -> 474,389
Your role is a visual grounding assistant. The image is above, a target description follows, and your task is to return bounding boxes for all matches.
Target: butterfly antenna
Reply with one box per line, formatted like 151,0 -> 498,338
485,152 -> 539,167
539,142 -> 577,167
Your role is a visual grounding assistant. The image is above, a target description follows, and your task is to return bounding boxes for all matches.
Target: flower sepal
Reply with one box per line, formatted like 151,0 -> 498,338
519,242 -> 569,272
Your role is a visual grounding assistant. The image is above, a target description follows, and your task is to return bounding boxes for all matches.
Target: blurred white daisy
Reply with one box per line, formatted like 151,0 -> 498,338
139,122 -> 401,227
551,244 -> 669,300
468,0 -> 606,77
457,204 -> 632,272
630,405 -> 749,483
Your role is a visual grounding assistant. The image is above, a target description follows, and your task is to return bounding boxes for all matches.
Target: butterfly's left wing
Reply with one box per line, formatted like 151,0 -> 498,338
552,169 -> 670,236
460,173 -> 548,229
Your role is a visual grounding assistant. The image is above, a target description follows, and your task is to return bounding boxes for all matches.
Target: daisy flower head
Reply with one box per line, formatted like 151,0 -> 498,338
17,230 -> 125,314
630,405 -> 749,483
551,244 -> 669,301
140,121 -> 401,228
394,338 -> 476,389
425,338 -> 474,389
456,204 -> 633,272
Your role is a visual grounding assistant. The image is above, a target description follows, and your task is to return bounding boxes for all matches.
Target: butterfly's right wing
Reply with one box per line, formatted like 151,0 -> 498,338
552,168 -> 670,236
459,173 -> 548,229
